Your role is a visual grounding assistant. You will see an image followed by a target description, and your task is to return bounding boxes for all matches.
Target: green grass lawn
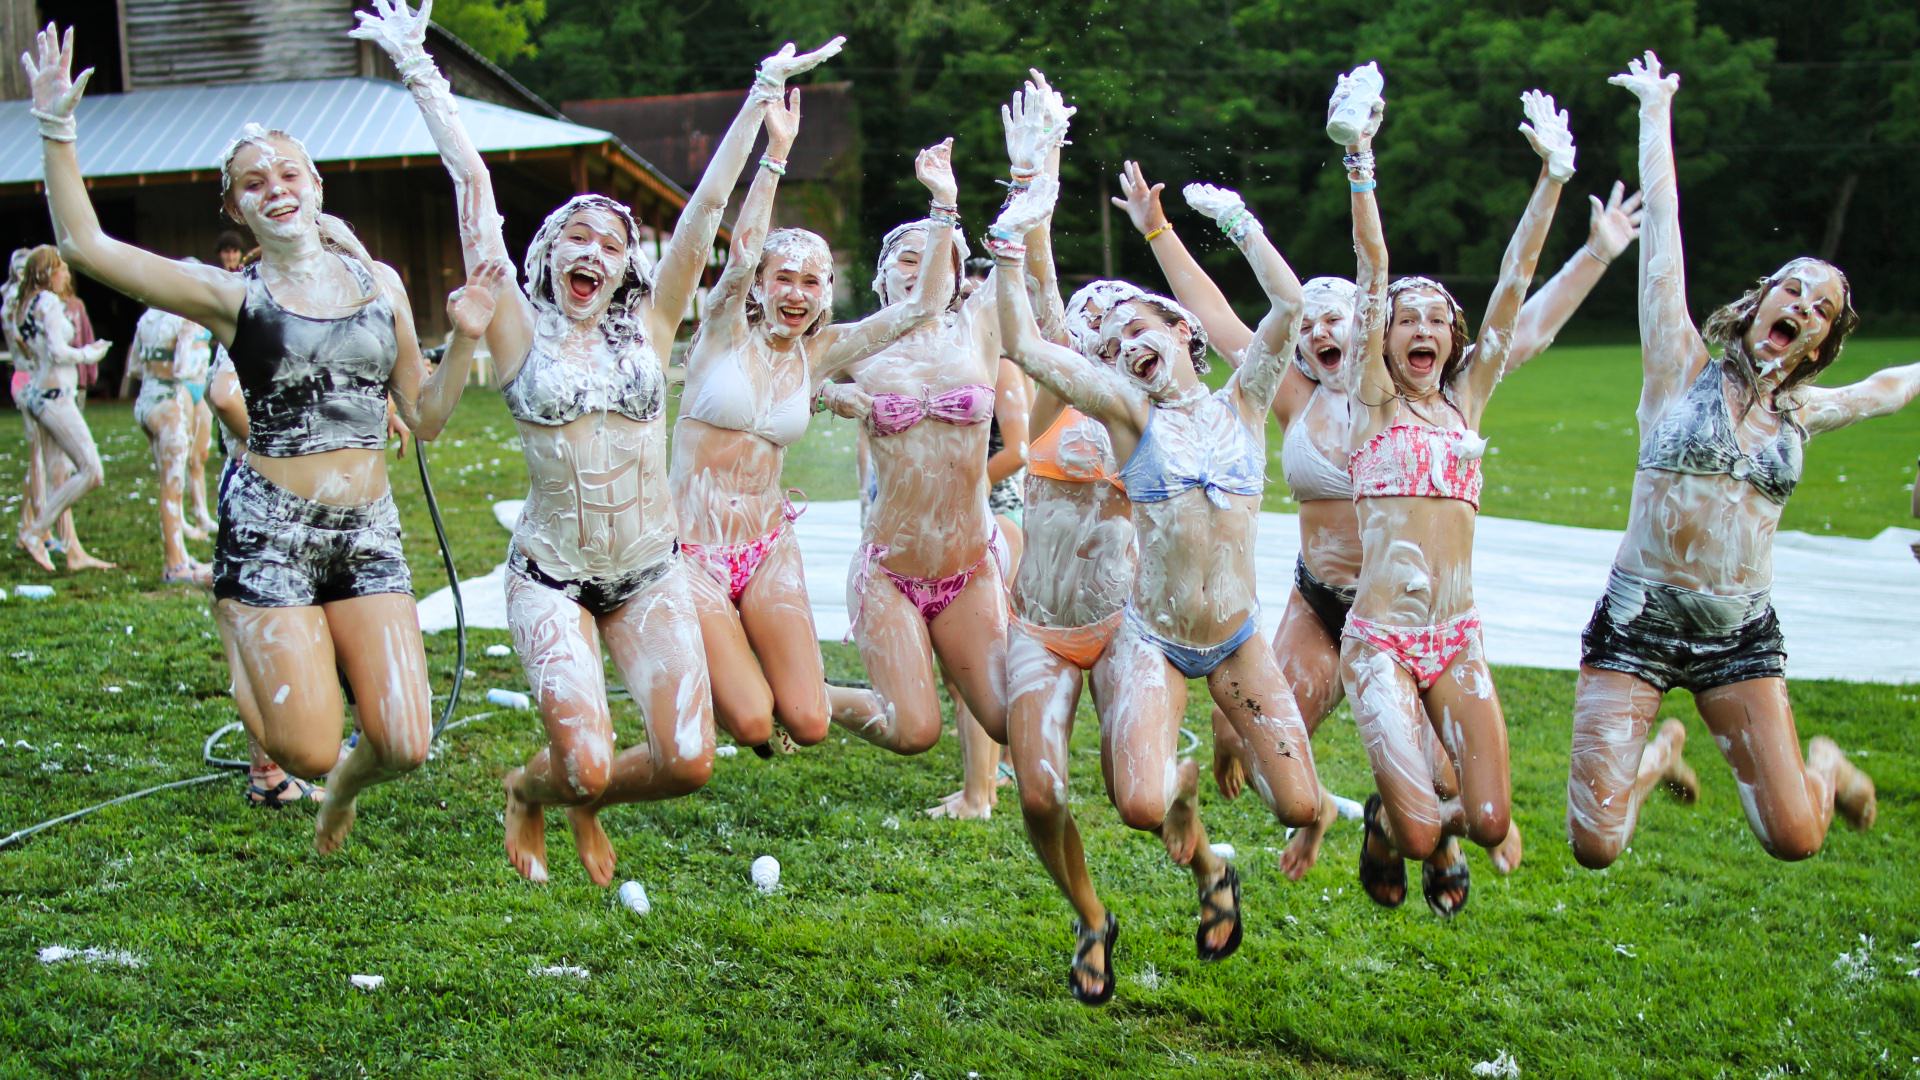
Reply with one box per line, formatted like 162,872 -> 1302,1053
2,341 -> 1917,1077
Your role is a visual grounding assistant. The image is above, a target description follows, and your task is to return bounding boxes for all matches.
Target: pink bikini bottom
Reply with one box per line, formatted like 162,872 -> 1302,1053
680,496 -> 804,606
1343,610 -> 1482,691
852,530 -> 1003,636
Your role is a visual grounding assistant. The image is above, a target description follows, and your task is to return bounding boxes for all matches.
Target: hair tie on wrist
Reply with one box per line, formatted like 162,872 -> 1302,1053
1349,178 -> 1377,193
1143,223 -> 1171,242
1580,243 -> 1611,268
928,203 -> 961,226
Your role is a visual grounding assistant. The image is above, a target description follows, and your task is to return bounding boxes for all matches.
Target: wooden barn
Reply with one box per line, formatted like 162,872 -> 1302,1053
0,0 -> 709,389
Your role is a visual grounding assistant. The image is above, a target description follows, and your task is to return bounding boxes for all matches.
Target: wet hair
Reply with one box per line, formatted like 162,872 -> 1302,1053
963,256 -> 993,281
522,194 -> 653,352
1064,279 -> 1145,361
217,124 -> 380,310
1383,276 -> 1472,396
870,219 -> 970,312
1098,290 -> 1212,374
214,231 -> 245,255
1294,276 -> 1359,382
7,246 -> 61,330
744,228 -> 835,338
1702,257 -> 1860,410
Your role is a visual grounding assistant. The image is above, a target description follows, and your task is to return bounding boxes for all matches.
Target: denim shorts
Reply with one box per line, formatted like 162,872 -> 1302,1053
213,460 -> 411,607
1581,567 -> 1786,694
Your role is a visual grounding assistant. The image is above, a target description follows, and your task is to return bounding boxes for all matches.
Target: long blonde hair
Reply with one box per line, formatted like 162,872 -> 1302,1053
218,124 -> 379,309
9,246 -> 63,332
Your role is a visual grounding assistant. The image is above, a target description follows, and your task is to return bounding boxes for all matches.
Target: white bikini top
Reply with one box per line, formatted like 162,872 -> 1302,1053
1280,388 -> 1352,502
679,341 -> 811,448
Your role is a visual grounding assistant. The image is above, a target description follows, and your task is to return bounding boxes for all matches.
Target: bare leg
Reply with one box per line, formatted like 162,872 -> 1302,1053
1695,677 -> 1874,861
1093,629 -> 1237,956
835,560 -> 944,754
1208,638 -> 1320,829
1421,639 -> 1512,856
316,594 -> 433,853
143,397 -> 205,579
583,565 -> 717,885
188,400 -> 216,534
1341,638 -> 1445,860
737,536 -> 832,746
1565,666 -> 1693,869
27,394 -> 103,540
686,554 -> 775,750
928,672 -> 1001,819
502,569 -> 616,883
1266,593 -> 1348,879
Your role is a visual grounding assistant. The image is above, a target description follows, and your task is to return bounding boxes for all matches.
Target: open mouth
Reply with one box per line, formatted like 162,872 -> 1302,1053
1406,345 -> 1437,374
1767,318 -> 1799,351
265,201 -> 299,221
566,269 -> 602,303
777,303 -> 810,326
1315,345 -> 1342,370
1128,351 -> 1162,384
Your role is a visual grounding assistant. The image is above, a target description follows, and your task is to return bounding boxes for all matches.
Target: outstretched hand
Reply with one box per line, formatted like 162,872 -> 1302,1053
992,173 -> 1060,241
820,381 -> 872,421
1002,69 -> 1074,174
757,36 -> 846,87
1608,51 -> 1679,106
1519,89 -> 1576,183
915,138 -> 958,206
447,260 -> 508,339
21,23 -> 93,129
1586,181 -> 1643,262
347,0 -> 431,58
1183,182 -> 1246,227
1111,160 -> 1168,236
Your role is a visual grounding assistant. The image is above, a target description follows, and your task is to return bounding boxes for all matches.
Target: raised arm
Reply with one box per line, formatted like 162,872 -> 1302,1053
813,140 -> 956,380
1182,183 -> 1302,419
1507,181 -> 1641,370
25,26 -> 242,339
1610,51 -> 1705,414
693,88 -> 801,376
1788,362 -> 1920,437
1113,161 -> 1254,359
1337,74 -> 1394,418
644,37 -> 844,350
1459,90 -> 1571,412
989,176 -> 1143,442
1004,70 -> 1073,349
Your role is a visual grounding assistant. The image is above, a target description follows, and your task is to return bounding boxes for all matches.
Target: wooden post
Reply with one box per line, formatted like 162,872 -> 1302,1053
570,147 -> 589,195
0,0 -> 36,101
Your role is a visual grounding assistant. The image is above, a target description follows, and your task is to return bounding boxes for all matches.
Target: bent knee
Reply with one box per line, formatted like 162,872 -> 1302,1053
657,751 -> 713,795
1385,812 -> 1441,861
559,751 -> 611,803
375,736 -> 430,774
1113,792 -> 1169,833
271,741 -> 339,781
1568,827 -> 1626,871
1465,809 -> 1511,851
1758,821 -> 1824,862
776,701 -> 830,747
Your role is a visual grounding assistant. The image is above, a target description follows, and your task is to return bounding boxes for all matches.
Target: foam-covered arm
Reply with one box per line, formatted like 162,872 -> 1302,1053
1791,362 -> 1920,437
1609,51 -> 1702,403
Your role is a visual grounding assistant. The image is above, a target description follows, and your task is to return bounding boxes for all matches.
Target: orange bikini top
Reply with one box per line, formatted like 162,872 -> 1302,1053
1027,406 -> 1125,491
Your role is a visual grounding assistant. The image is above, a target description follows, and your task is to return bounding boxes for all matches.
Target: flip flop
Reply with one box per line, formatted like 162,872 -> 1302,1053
1195,865 -> 1244,962
1421,842 -> 1471,918
245,775 -> 321,809
1069,913 -> 1119,1006
1359,793 -> 1407,908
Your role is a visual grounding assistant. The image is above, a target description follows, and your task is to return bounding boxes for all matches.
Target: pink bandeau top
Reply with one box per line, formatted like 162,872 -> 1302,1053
1348,423 -> 1484,510
866,384 -> 996,437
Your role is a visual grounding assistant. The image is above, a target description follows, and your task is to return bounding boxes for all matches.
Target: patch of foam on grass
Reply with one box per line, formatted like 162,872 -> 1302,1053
38,945 -> 145,969
1471,1050 -> 1520,1077
531,964 -> 590,979
1834,934 -> 1877,986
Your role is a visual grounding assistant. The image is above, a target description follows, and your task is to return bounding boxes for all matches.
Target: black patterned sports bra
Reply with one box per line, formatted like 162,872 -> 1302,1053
227,258 -> 398,458
1638,359 -> 1803,505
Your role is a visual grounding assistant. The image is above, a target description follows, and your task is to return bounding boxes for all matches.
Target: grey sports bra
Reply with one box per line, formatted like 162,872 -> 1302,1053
1638,358 -> 1802,505
501,336 -> 664,426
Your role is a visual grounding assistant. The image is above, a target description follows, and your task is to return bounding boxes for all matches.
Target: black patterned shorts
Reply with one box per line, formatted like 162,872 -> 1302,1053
1581,567 -> 1786,694
214,460 -> 412,607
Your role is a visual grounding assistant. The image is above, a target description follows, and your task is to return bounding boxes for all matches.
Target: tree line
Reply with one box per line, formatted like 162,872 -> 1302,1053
455,0 -> 1919,327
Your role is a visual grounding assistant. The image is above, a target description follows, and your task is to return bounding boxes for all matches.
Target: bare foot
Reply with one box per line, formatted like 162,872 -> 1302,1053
17,530 -> 54,572
1650,717 -> 1698,804
565,804 -> 616,886
65,551 -> 117,571
1810,736 -> 1877,831
183,523 -> 209,543
1158,761 -> 1204,866
924,789 -> 993,820
1210,712 -> 1245,800
163,561 -> 213,588
313,790 -> 358,854
502,770 -> 549,883
1488,819 -> 1524,875
1278,785 -> 1338,881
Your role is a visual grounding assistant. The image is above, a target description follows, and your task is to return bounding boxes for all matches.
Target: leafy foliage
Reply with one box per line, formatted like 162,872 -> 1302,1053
431,0 -> 547,62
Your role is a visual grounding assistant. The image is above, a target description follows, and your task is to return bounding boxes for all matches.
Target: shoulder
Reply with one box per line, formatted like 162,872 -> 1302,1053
370,261 -> 406,296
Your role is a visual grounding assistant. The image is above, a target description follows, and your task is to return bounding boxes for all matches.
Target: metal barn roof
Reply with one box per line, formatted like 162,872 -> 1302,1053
0,77 -> 631,188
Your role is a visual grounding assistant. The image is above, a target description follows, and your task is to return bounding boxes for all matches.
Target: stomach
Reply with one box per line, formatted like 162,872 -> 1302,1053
1350,496 -> 1477,624
865,422 -> 995,577
1012,477 -> 1136,627
1130,490 -> 1262,646
1614,471 -> 1779,593
513,412 -> 675,579
1296,498 -> 1362,587
669,417 -> 788,544
246,447 -> 389,507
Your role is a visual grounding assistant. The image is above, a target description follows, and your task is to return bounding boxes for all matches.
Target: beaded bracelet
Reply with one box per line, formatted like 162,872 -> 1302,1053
1143,222 -> 1172,242
759,154 -> 788,177
928,203 -> 961,226
1341,149 -> 1375,173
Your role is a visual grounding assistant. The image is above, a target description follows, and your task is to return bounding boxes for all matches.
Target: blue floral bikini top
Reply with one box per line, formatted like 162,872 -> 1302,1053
1638,358 -> 1803,505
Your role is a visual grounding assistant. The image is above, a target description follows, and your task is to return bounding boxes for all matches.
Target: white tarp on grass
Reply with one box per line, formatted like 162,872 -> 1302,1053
417,500 -> 1920,684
